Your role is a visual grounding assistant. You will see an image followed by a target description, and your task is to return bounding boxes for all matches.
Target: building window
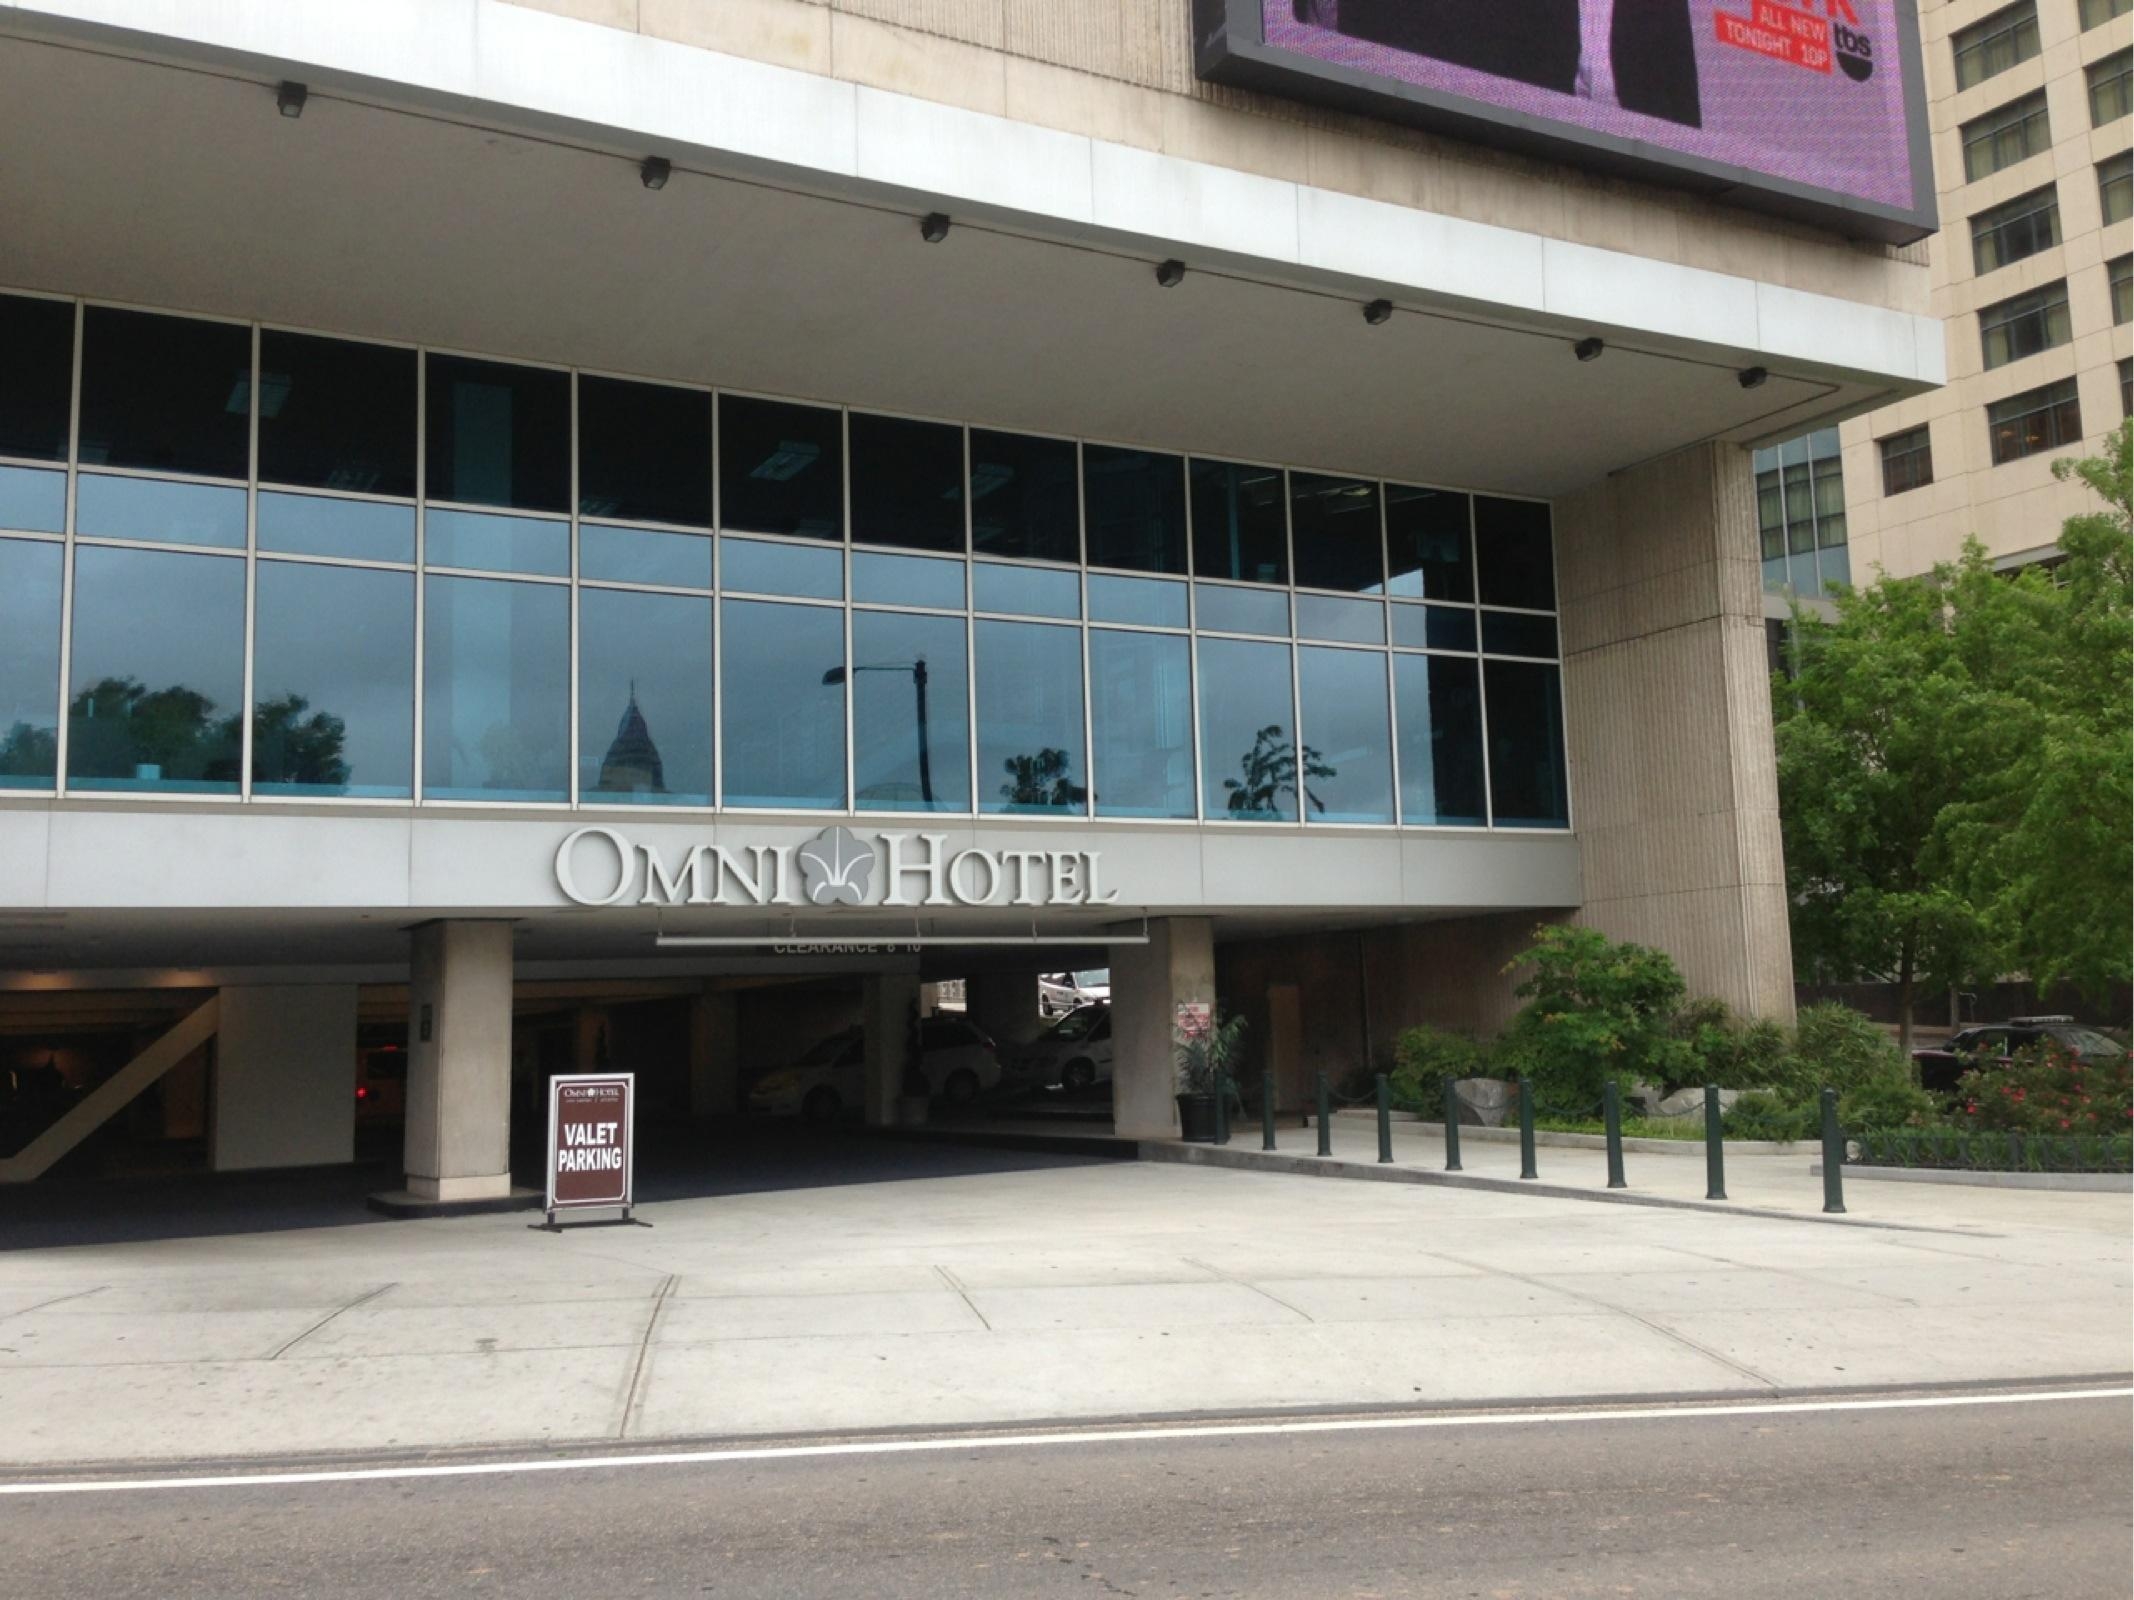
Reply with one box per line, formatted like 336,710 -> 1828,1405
1384,484 -> 1473,601
1483,660 -> 1569,829
0,293 -> 76,465
1756,429 -> 1847,596
1089,628 -> 1194,820
2089,49 -> 2132,127
1190,459 -> 1288,584
1392,654 -> 1485,827
2111,255 -> 2133,326
259,331 -> 417,501
2081,0 -> 2132,28
2102,153 -> 2134,230
1961,91 -> 2051,181
424,355 -> 569,514
1291,474 -> 1385,594
1952,3 -> 2039,91
1969,185 -> 2060,275
1297,645 -> 1395,824
1879,426 -> 1934,497
851,609 -> 971,811
1083,445 -> 1187,575
970,430 -> 1079,565
975,620 -> 1084,815
719,396 -> 843,541
0,537 -> 63,788
577,588 -> 713,807
719,597 -> 845,809
2120,357 -> 2132,418
849,413 -> 965,555
1987,378 -> 2084,465
1474,496 -> 1556,610
421,575 -> 569,802
1978,280 -> 2072,369
577,376 -> 711,528
1197,636 -> 1299,821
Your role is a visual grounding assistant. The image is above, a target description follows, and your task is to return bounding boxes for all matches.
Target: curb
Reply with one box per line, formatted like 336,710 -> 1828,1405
365,1187 -> 544,1220
1810,1162 -> 2132,1193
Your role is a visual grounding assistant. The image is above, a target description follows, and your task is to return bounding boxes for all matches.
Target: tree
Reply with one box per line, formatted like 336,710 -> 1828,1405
1223,725 -> 1334,817
999,748 -> 1086,809
250,694 -> 350,789
1496,925 -> 1690,1108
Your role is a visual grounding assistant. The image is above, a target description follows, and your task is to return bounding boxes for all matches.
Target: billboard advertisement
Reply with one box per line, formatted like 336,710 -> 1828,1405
1193,0 -> 1934,243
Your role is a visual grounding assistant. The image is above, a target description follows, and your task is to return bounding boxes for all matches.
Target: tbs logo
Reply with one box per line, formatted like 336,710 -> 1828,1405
1832,22 -> 1874,82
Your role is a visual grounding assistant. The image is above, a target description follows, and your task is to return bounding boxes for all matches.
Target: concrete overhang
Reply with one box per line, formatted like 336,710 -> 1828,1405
0,0 -> 1942,500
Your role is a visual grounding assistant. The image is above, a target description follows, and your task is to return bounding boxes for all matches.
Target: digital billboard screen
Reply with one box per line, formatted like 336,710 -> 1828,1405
1194,1 -> 1934,243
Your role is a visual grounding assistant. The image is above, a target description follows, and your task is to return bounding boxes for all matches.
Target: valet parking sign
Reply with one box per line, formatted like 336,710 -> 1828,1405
545,1073 -> 635,1226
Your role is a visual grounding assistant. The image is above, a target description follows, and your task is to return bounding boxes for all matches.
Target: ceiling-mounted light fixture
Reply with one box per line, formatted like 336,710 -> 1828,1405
1362,299 -> 1393,325
920,212 -> 951,243
1574,337 -> 1604,363
1154,259 -> 1186,288
1738,366 -> 1769,389
276,81 -> 308,118
640,156 -> 671,191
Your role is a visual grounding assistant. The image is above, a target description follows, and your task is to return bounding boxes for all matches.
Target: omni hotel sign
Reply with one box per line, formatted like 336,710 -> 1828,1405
555,825 -> 1121,911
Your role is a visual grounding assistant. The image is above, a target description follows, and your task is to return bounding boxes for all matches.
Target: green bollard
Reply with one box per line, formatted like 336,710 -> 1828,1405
1261,1070 -> 1277,1151
1703,1083 -> 1727,1201
1819,1086 -> 1846,1214
1214,1069 -> 1230,1147
1517,1078 -> 1538,1180
1315,1072 -> 1332,1157
1376,1073 -> 1394,1163
1442,1078 -> 1463,1172
1603,1080 -> 1627,1189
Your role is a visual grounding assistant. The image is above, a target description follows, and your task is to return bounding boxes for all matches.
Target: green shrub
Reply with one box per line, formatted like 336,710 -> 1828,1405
1498,925 -> 1691,1110
1722,1091 -> 1815,1141
1673,999 -> 1798,1095
1389,1024 -> 1487,1112
1838,1073 -> 1940,1131
1792,1001 -> 1907,1095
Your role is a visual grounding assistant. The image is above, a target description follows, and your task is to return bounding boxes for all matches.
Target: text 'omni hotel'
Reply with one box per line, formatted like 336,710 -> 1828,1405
0,0 -> 1943,1201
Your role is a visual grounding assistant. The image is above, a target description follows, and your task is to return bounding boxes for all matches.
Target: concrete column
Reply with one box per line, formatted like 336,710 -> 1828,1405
964,970 -> 1041,1049
211,985 -> 357,1171
688,989 -> 739,1115
572,1005 -> 609,1072
1554,442 -> 1795,1019
1109,917 -> 1214,1138
404,920 -> 515,1202
861,972 -> 920,1127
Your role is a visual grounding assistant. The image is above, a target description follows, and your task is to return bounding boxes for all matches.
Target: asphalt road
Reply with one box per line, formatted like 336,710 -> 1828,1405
5,1389 -> 2127,1599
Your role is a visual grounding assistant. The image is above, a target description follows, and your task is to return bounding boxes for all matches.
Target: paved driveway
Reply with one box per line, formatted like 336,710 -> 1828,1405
0,1138 -> 2126,1466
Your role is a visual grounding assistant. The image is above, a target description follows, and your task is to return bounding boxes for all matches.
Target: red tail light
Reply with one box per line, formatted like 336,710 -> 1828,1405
355,1085 -> 368,1101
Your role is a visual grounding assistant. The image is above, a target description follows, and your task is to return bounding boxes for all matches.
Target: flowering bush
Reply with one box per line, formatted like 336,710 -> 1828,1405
1954,1040 -> 2133,1136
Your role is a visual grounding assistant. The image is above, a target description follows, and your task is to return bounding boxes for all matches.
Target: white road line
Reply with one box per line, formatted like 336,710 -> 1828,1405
3,1387 -> 2126,1497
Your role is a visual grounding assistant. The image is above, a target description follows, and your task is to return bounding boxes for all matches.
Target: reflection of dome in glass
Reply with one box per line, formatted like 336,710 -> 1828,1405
598,685 -> 666,794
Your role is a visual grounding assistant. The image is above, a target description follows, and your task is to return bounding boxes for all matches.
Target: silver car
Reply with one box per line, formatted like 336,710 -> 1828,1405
1012,1003 -> 1112,1092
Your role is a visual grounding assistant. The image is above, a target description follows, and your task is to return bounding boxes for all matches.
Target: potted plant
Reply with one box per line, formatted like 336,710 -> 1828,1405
1175,1008 -> 1247,1142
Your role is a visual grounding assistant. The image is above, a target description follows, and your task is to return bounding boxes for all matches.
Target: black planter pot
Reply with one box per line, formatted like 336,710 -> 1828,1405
1176,1091 -> 1217,1143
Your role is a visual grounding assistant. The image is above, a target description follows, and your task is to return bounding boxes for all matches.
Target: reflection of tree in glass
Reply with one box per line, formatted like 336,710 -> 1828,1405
0,722 -> 56,778
64,676 -> 242,782
251,694 -> 350,787
999,747 -> 1087,809
1224,724 -> 1334,817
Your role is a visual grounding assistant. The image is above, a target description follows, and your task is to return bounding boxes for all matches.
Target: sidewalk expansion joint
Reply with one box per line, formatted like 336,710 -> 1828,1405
618,1275 -> 679,1439
1,1285 -> 109,1323
932,1265 -> 992,1331
268,1283 -> 396,1361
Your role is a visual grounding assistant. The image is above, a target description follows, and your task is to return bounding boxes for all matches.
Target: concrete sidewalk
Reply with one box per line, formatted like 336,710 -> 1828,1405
0,1141 -> 2126,1468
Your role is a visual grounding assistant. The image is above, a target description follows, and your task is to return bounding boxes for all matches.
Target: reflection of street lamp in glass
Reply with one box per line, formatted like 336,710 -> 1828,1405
821,657 -> 933,803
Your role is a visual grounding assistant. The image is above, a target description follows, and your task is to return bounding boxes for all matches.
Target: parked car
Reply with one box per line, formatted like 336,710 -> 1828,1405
353,1044 -> 408,1125
1910,1015 -> 2125,1094
1009,1002 -> 1112,1092
1039,969 -> 1111,1019
746,1016 -> 1002,1121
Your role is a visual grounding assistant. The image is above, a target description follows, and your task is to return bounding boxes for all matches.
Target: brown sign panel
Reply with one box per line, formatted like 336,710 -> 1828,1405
546,1073 -> 634,1217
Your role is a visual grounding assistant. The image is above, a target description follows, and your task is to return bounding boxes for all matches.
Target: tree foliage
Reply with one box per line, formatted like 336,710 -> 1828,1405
1496,924 -> 1689,1107
1774,422 -> 2132,1045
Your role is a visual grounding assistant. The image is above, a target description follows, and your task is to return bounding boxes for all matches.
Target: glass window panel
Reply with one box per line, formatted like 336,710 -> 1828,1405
2083,0 -> 2133,30
578,587 -> 712,806
1087,572 -> 1187,628
1089,628 -> 1195,820
718,396 -> 843,540
1298,646 -> 1393,824
1197,636 -> 1298,822
577,375 -> 711,527
973,561 -> 1078,619
1961,91 -> 2050,181
977,620 -> 1085,815
720,598 -> 846,809
1296,593 -> 1385,644
0,293 -> 75,462
1782,461 -> 1815,554
257,331 -> 416,498
424,507 -> 569,576
251,562 -> 414,798
579,524 -> 712,590
1979,280 -> 2072,369
720,535 -> 842,600
1970,185 -> 2060,276
1195,582 -> 1289,637
75,474 -> 246,549
848,412 -> 964,553
0,465 -> 65,534
2089,49 -> 2132,126
1385,484 -> 1473,601
1189,459 -> 1287,584
850,611 -> 970,812
1083,444 -> 1186,574
0,538 -> 63,788
424,354 -> 569,513
1819,544 -> 1852,589
1987,379 -> 2084,464
421,575 -> 569,801
1952,3 -> 2039,90
66,545 -> 244,792
969,430 -> 1079,563
1481,610 -> 1559,658
2102,153 -> 2133,228
1391,603 -> 1476,652
1290,474 -> 1384,593
257,492 -> 415,564
1878,427 -> 1934,497
1485,660 -> 1569,828
852,549 -> 965,609
1394,653 -> 1485,827
1474,497 -> 1556,610
2110,254 -> 2132,326
78,307 -> 249,479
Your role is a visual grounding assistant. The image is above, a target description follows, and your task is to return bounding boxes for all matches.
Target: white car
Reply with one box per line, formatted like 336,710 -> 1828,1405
1039,968 -> 1112,1019
1011,1002 -> 1112,1092
746,1016 -> 1002,1122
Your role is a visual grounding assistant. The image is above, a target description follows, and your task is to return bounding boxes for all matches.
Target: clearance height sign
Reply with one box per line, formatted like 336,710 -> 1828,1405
545,1073 -> 635,1224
